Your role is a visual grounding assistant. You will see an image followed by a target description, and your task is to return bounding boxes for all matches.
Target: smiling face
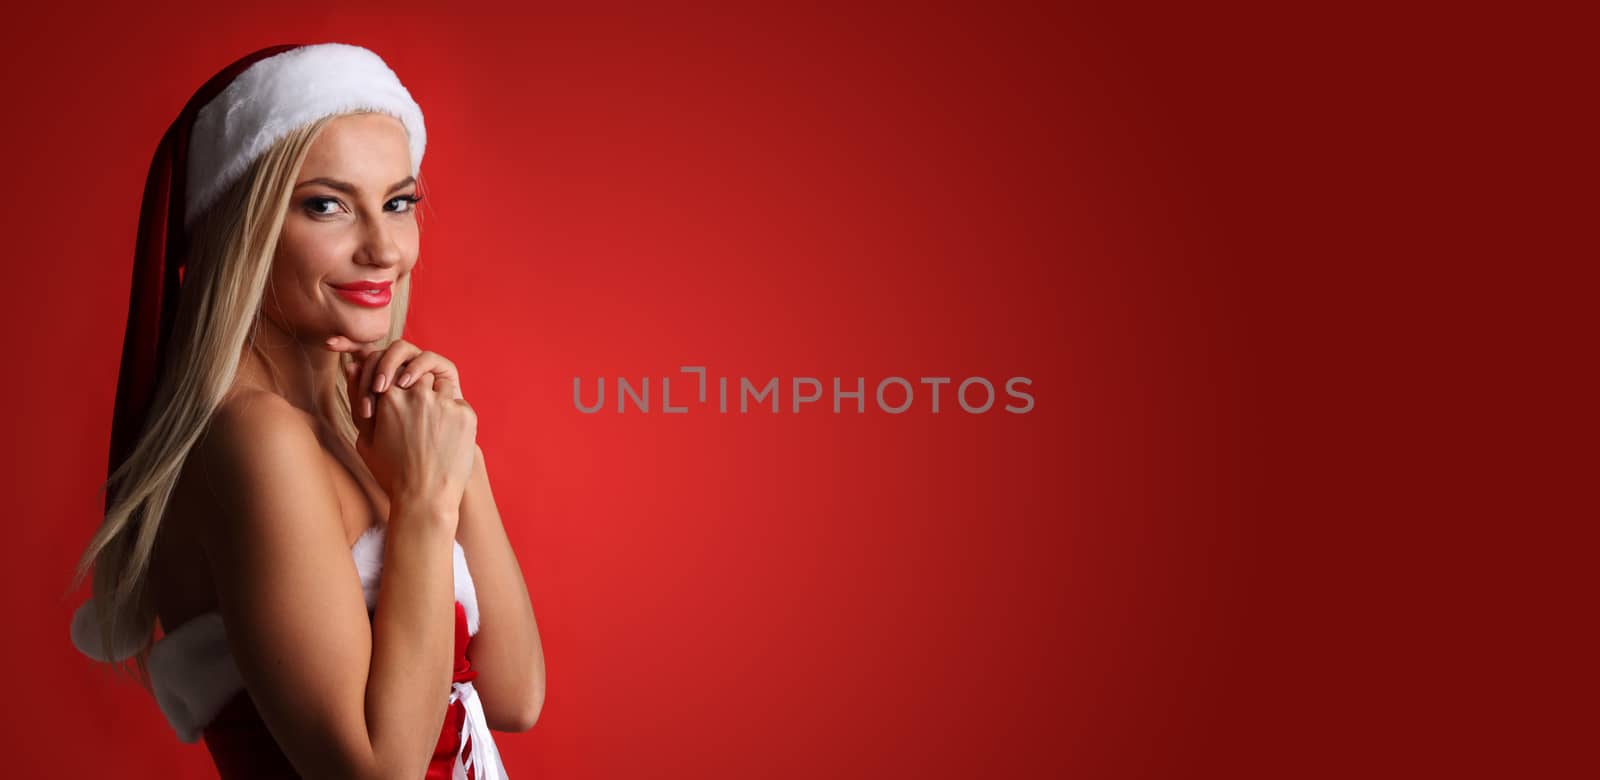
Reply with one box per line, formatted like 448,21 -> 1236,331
262,112 -> 421,347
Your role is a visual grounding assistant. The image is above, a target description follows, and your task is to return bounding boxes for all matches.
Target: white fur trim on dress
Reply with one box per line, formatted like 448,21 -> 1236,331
184,42 -> 427,229
68,527 -> 484,750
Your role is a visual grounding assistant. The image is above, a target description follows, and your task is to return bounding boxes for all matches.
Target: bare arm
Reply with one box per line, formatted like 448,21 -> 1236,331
455,443 -> 547,731
199,392 -> 459,779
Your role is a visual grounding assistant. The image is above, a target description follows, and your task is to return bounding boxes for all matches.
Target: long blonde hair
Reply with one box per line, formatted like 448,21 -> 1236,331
70,111 -> 418,689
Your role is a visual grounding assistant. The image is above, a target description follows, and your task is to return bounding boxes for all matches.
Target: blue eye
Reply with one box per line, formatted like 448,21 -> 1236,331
299,193 -> 421,218
304,196 -> 341,216
388,193 -> 424,214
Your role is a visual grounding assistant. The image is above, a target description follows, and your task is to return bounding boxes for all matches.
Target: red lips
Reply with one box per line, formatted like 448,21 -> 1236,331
330,279 -> 394,307
330,279 -> 393,292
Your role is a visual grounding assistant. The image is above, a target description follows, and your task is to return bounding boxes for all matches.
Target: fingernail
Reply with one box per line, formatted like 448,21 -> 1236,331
363,397 -> 372,418
376,374 -> 388,393
325,337 -> 338,348
398,372 -> 413,388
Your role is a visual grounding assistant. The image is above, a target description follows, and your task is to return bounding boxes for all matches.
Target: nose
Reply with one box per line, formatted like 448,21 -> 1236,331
355,212 -> 404,269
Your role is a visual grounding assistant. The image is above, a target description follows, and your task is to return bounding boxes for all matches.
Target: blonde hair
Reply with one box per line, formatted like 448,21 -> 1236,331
70,111 -> 421,689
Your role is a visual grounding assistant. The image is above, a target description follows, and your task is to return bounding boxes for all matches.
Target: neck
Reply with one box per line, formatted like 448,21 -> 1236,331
234,315 -> 346,420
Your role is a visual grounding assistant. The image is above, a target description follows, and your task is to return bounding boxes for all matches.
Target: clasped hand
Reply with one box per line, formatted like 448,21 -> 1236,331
324,335 -> 477,507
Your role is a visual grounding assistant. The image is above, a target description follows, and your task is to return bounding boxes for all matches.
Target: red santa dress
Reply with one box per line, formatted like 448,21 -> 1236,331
71,524 -> 509,779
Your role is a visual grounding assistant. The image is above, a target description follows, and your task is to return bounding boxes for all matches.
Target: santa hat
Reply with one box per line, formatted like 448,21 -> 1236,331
77,42 -> 426,663
105,41 -> 426,512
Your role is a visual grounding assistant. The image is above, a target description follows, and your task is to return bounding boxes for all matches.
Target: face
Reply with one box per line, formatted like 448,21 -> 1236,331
263,112 -> 420,348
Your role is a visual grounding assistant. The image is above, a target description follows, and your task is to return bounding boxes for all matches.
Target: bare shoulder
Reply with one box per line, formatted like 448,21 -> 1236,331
196,390 -> 328,537
195,387 -> 384,775
152,391 -> 311,628
200,388 -> 318,469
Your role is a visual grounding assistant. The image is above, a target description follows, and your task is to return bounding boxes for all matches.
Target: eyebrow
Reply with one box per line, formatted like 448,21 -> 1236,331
294,175 -> 417,195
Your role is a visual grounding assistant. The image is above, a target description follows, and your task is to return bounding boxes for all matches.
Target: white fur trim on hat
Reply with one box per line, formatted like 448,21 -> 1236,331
148,612 -> 242,743
184,42 -> 427,229
69,597 -> 149,663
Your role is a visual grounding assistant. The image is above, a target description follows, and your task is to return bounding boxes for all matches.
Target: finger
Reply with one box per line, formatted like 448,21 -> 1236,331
401,357 -> 464,400
324,334 -> 385,353
341,356 -> 375,439
372,340 -> 423,395
355,348 -> 386,419
395,352 -> 455,389
432,371 -> 462,401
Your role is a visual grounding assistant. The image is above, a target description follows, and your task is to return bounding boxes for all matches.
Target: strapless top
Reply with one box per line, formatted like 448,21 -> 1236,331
69,525 -> 509,779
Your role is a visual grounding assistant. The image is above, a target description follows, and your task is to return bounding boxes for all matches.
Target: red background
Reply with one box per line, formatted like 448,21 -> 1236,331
2,2 -> 1588,778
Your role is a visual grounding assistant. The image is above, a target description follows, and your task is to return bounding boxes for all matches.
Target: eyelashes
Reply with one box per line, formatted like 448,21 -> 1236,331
391,193 -> 424,213
302,193 -> 424,217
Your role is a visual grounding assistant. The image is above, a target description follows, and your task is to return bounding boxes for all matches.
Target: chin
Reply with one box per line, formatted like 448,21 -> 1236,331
340,319 -> 391,343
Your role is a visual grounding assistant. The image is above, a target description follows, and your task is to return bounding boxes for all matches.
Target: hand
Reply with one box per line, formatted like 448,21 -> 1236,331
325,336 -> 467,419
327,337 -> 477,510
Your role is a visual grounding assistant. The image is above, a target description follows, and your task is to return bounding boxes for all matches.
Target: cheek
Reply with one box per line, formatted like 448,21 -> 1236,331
271,234 -> 344,299
395,228 -> 423,273
397,220 -> 422,255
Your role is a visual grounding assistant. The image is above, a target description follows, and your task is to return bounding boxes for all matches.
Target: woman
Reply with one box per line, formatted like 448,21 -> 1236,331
67,43 -> 545,779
